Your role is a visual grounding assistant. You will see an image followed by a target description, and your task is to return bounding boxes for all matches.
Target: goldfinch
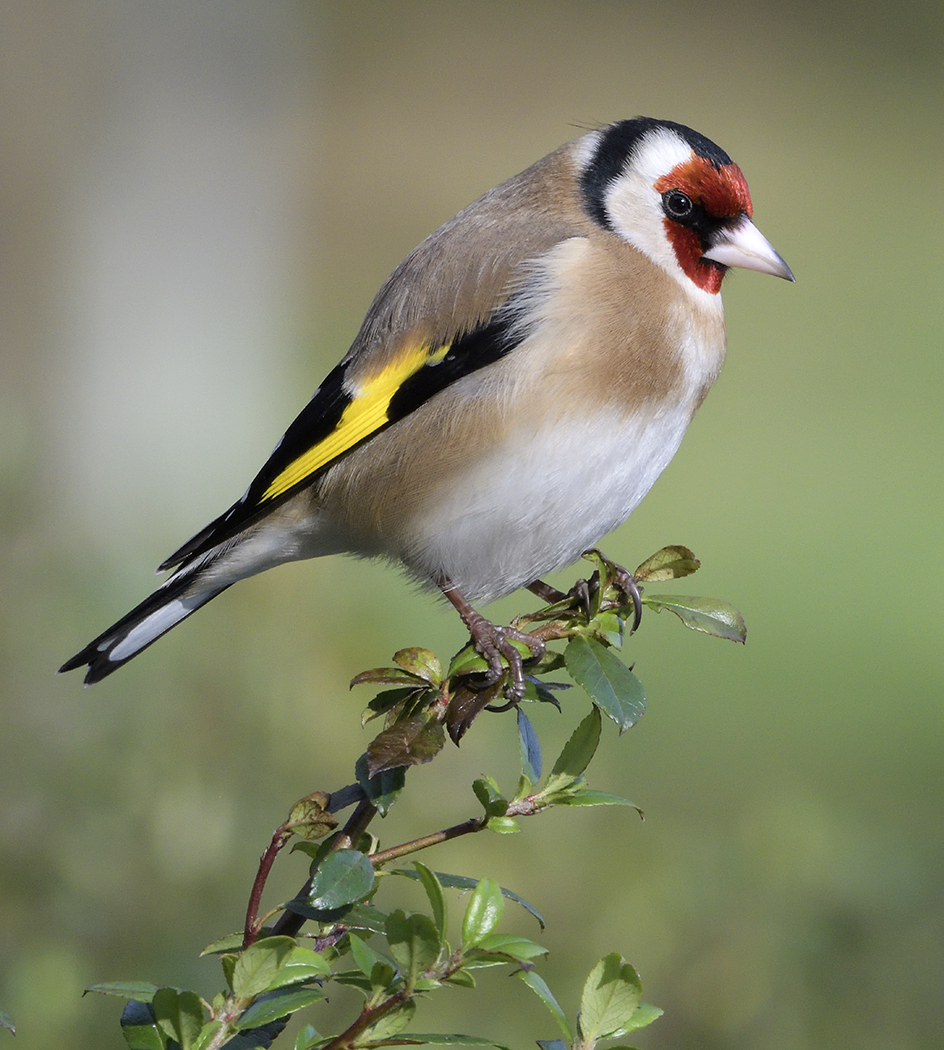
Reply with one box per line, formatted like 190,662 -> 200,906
60,117 -> 793,690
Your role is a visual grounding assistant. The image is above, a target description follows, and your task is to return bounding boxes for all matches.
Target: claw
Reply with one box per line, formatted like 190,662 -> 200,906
570,576 -> 593,620
440,579 -> 544,702
612,566 -> 643,633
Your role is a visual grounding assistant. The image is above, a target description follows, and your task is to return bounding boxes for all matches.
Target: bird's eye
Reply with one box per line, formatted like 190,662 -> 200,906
662,189 -> 694,221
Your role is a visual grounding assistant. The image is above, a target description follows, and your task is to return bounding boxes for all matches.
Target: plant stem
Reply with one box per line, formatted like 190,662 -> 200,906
369,817 -> 485,866
320,989 -> 410,1050
271,797 -> 378,939
243,826 -> 291,948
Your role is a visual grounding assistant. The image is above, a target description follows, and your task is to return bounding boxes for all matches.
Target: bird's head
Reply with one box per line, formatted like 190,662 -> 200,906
580,117 -> 794,295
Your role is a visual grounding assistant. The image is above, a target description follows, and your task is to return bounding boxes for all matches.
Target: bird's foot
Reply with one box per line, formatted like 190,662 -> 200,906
609,564 -> 643,633
441,582 -> 544,703
527,554 -> 642,634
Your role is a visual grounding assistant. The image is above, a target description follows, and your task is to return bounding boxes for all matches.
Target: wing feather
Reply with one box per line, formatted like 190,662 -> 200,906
158,316 -> 518,570
159,141 -> 592,572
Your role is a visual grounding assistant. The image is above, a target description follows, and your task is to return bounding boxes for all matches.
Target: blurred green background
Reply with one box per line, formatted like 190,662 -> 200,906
1,2 -> 942,1048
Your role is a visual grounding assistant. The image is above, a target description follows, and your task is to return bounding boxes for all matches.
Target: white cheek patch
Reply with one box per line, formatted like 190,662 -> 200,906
601,129 -> 715,301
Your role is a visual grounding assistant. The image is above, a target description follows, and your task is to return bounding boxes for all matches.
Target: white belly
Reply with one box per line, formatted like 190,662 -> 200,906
404,401 -> 694,603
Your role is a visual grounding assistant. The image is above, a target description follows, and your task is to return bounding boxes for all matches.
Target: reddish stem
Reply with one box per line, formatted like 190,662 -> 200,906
270,798 -> 378,939
243,825 -> 292,948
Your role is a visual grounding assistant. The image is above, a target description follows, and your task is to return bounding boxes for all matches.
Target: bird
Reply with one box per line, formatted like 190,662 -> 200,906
60,116 -> 793,694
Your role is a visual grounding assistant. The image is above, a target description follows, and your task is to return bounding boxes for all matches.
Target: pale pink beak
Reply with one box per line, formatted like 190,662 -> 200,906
703,217 -> 795,281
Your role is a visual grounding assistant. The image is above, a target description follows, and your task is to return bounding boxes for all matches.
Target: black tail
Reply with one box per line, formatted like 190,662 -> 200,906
59,570 -> 231,685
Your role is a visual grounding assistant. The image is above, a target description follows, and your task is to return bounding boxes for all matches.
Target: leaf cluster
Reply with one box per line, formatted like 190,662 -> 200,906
80,546 -> 744,1050
90,867 -> 550,1050
356,548 -> 744,775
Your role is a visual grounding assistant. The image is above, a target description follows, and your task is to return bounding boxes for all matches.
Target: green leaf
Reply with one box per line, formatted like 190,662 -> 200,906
225,1021 -> 293,1048
594,610 -> 624,647
413,862 -> 447,941
362,687 -> 425,725
287,792 -> 338,841
385,911 -> 442,988
444,968 -> 476,988
231,937 -> 297,998
268,946 -> 332,989
459,958 -> 508,973
471,934 -> 547,961
120,1001 -> 166,1050
359,999 -> 416,1043
516,707 -> 541,783
633,545 -> 700,582
623,1001 -> 663,1031
221,1021 -> 300,1050
152,987 -> 205,1050
555,789 -> 643,817
565,636 -> 646,733
472,777 -> 507,817
643,594 -> 747,643
392,870 -> 544,929
393,1035 -> 513,1050
550,706 -> 602,778
446,643 -> 490,678
347,936 -> 397,999
370,960 -> 398,997
578,954 -> 643,1042
306,849 -> 375,911
367,714 -> 445,775
356,754 -> 407,817
351,668 -> 429,688
485,816 -> 520,834
86,981 -> 161,1002
291,831 -> 341,868
191,1022 -> 224,1050
236,987 -> 326,1031
200,933 -> 244,956
342,903 -> 391,935
0,1010 -> 14,1036
348,933 -> 384,978
294,1024 -> 322,1050
332,969 -> 374,992
393,648 -> 443,685
516,970 -> 572,1041
529,679 -> 566,709
460,878 -> 504,948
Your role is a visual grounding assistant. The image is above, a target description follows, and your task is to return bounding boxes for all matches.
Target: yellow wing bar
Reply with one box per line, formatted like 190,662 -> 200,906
261,342 -> 450,502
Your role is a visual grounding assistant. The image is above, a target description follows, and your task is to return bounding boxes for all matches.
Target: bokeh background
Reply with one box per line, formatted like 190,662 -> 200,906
1,2 -> 942,1048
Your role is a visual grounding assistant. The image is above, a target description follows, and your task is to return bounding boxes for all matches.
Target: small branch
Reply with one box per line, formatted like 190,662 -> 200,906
326,782 -> 366,814
243,826 -> 292,948
271,798 -> 379,939
369,817 -> 485,866
369,795 -> 542,868
319,945 -> 469,1050
335,797 -> 379,850
320,989 -> 410,1050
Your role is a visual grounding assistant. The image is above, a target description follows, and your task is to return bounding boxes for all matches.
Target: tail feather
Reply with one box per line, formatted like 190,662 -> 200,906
58,570 -> 231,685
61,493 -> 332,684
156,502 -> 238,573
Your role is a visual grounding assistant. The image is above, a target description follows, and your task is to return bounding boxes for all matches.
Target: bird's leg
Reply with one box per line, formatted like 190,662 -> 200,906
440,579 -> 544,703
